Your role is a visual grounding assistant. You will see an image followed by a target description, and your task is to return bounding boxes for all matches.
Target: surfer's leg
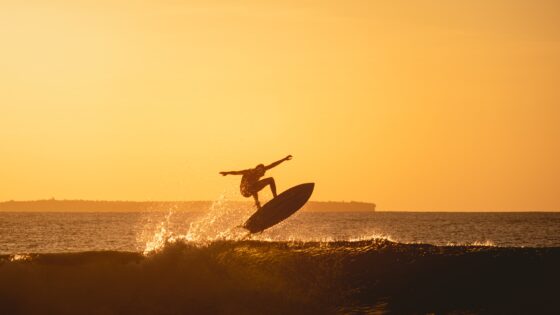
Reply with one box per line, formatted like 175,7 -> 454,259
253,178 -> 277,198
252,193 -> 261,209
268,178 -> 277,197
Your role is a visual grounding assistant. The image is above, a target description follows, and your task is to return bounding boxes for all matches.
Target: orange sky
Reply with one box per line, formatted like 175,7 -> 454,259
1,1 -> 559,210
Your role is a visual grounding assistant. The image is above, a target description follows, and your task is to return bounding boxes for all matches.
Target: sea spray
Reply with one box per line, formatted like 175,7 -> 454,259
142,210 -> 175,254
182,193 -> 252,243
142,193 -> 255,254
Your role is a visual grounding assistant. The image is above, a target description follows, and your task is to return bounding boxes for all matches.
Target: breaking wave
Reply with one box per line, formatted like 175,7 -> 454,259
1,239 -> 559,315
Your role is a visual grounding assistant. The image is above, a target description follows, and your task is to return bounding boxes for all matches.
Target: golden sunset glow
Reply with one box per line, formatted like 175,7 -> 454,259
1,1 -> 559,210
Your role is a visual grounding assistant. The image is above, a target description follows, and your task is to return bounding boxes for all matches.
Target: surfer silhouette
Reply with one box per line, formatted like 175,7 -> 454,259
220,155 -> 292,209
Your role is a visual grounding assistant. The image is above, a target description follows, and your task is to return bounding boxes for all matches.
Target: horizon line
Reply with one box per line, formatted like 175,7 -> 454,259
0,199 -> 558,212
0,198 -> 375,204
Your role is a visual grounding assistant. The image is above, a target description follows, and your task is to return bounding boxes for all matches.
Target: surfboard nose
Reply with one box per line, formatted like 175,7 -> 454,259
298,183 -> 315,192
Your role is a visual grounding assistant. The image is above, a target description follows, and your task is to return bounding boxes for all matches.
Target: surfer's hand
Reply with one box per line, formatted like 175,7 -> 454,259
220,172 -> 228,176
285,155 -> 293,161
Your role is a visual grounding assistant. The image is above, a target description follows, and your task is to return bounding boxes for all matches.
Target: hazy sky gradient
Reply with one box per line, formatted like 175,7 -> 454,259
1,1 -> 559,210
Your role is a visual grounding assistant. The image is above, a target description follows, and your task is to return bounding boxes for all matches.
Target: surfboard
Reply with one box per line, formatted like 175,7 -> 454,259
243,183 -> 315,234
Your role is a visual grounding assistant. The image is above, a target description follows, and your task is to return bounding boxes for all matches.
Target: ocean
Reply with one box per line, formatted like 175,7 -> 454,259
1,210 -> 559,254
1,208 -> 559,314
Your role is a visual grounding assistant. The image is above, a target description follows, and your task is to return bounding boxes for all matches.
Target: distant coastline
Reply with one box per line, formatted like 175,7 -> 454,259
0,199 -> 375,212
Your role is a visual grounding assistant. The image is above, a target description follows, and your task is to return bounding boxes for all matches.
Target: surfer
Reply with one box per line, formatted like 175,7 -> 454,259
220,155 -> 293,209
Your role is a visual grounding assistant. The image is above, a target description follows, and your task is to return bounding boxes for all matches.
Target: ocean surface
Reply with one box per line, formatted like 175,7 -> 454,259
1,210 -> 559,254
1,207 -> 559,314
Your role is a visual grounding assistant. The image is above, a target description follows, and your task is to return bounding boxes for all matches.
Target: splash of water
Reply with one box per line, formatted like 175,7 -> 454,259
348,233 -> 396,243
468,240 -> 496,247
9,254 -> 32,262
143,193 -> 254,254
444,240 -> 496,247
142,211 -> 175,255
181,193 -> 251,243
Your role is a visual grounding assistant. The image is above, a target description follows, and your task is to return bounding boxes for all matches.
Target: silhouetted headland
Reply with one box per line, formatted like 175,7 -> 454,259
0,199 -> 375,212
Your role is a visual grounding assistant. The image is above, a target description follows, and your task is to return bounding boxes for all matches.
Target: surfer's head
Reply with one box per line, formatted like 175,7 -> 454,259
255,164 -> 265,175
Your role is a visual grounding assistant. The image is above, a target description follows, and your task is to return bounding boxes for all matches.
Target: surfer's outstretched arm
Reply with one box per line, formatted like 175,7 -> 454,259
265,155 -> 292,170
220,170 -> 247,176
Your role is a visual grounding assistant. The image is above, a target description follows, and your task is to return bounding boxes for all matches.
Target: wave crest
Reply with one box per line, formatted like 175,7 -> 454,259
1,239 -> 558,314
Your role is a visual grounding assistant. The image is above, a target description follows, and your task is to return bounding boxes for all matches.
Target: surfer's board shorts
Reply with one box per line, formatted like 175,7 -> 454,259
241,184 -> 254,198
241,178 -> 271,197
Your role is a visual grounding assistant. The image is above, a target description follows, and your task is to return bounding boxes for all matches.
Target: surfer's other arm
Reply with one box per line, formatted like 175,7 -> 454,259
220,170 -> 247,176
265,155 -> 292,170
